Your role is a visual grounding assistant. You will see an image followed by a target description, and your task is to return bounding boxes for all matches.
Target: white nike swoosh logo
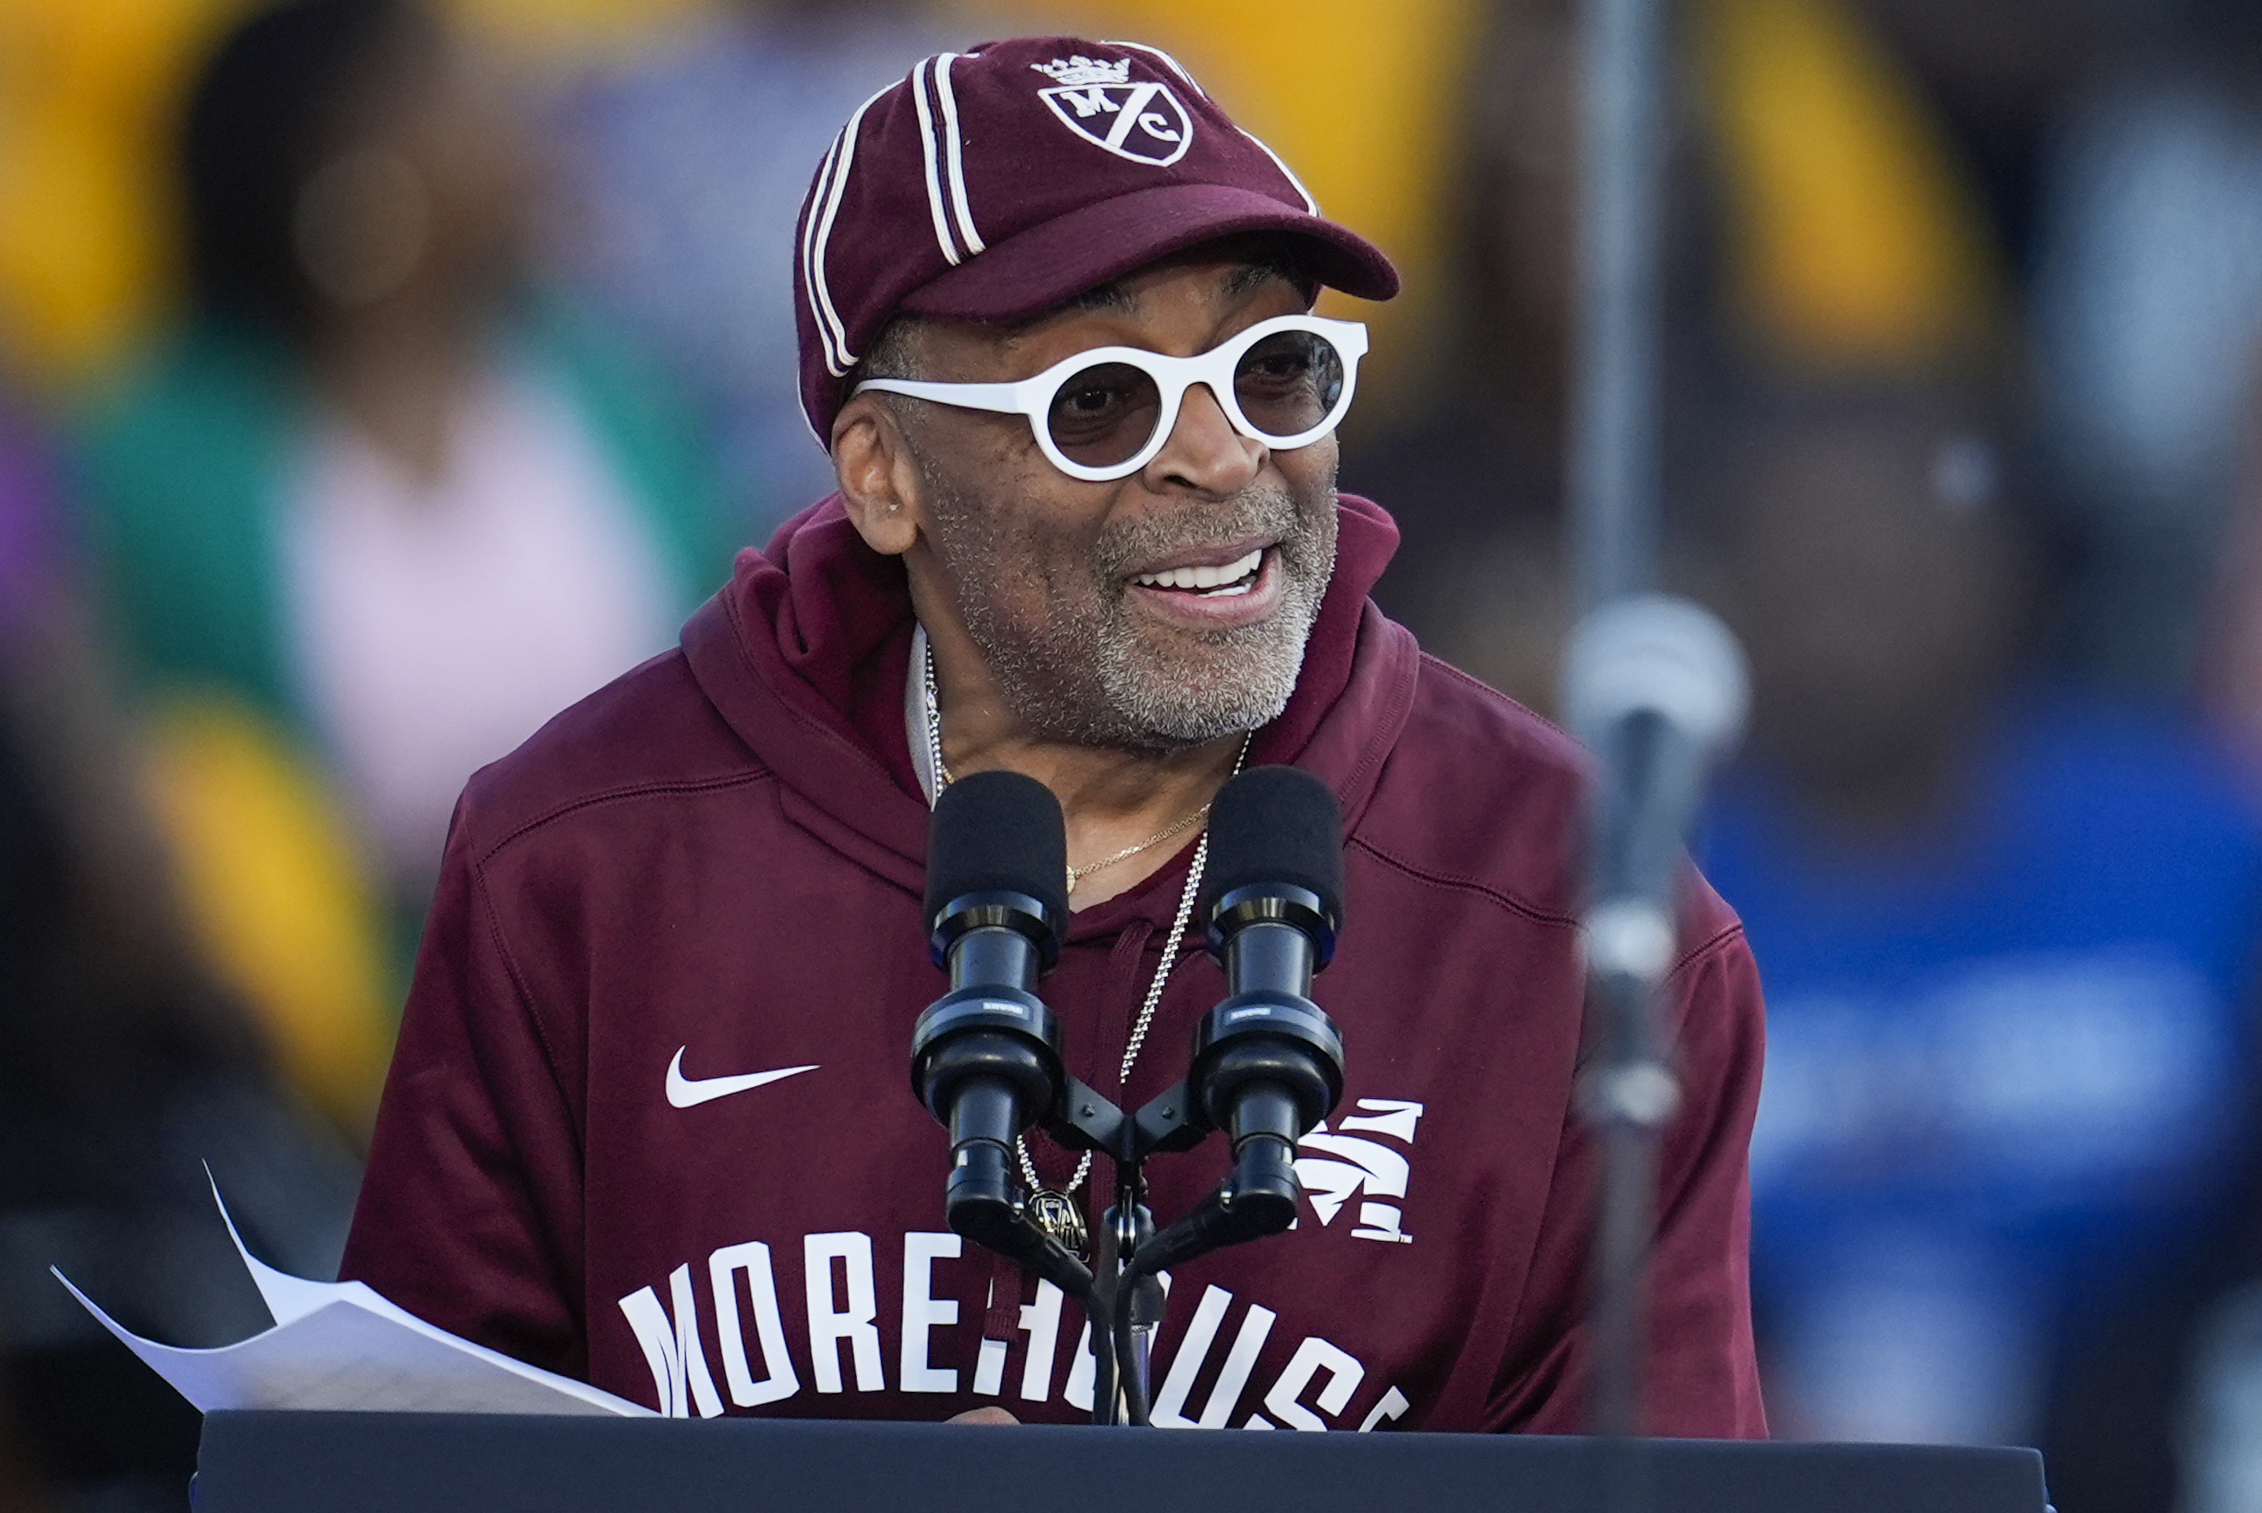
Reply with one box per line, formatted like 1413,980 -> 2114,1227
665,1048 -> 818,1109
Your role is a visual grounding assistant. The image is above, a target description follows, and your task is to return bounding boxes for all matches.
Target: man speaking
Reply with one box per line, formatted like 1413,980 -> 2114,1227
341,36 -> 1767,1435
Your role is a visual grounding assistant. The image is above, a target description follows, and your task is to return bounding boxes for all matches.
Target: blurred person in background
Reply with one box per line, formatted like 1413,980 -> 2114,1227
0,396 -> 358,1511
1693,383 -> 2262,1469
71,0 -> 733,1135
1342,0 -> 1583,715
545,0 -> 958,533
2031,0 -> 2262,694
1352,0 -> 2262,1497
1348,0 -> 2036,716
2070,333 -> 2262,1513
2200,370 -> 2262,779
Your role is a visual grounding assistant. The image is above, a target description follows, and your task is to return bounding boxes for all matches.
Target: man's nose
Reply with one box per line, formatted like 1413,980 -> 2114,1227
1142,381 -> 1264,497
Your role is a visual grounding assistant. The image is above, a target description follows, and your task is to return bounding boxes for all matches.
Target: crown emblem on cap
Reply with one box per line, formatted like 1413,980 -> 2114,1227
1030,55 -> 1132,87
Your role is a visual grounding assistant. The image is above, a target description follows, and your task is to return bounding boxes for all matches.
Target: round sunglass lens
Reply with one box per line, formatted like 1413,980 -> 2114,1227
1046,362 -> 1163,469
1233,330 -> 1345,440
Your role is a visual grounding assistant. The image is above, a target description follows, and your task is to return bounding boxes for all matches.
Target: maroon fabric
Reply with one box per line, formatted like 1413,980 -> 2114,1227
792,37 -> 1400,440
342,494 -> 1768,1436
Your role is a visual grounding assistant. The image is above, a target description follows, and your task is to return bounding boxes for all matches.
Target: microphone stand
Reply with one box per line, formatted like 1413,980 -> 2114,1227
917,770 -> 1346,1427
1578,899 -> 1680,1513
1567,0 -> 1669,1466
1097,1174 -> 1160,1419
1566,0 -> 1746,1502
1044,1049 -> 1317,1428
1044,1074 -> 1202,1425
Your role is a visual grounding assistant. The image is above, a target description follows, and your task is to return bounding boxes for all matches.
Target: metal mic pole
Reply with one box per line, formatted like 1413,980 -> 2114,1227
1566,0 -> 1753,1498
1570,0 -> 1665,617
1567,0 -> 1667,1492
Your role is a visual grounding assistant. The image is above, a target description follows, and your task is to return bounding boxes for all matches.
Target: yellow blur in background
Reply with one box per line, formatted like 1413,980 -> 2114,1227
0,0 -> 1484,399
0,0 -> 247,389
142,695 -> 393,1137
1698,0 -> 2002,373
0,0 -> 1989,393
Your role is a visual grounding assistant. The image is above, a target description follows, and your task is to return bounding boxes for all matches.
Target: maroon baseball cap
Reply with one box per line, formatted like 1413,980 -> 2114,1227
793,36 -> 1400,442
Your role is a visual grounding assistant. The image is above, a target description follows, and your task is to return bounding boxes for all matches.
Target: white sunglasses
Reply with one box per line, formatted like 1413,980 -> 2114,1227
853,314 -> 1369,483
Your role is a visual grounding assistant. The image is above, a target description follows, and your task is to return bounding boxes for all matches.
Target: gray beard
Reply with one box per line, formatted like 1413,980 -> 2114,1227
920,467 -> 1338,754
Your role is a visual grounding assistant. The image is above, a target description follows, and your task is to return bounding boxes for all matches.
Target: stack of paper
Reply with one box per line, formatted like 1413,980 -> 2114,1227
54,1181 -> 649,1417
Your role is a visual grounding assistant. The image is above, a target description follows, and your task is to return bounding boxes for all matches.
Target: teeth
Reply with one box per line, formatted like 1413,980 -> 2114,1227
1133,549 -> 1263,592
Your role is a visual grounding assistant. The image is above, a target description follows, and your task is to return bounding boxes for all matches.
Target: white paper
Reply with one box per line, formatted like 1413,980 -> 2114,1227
53,1181 -> 651,1418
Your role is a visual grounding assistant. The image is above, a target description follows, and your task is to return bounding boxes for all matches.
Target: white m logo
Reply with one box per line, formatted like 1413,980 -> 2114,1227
1295,1099 -> 1424,1245
1036,81 -> 1194,166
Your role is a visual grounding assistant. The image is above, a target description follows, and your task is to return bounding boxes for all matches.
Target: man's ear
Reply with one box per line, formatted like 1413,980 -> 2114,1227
832,394 -> 924,558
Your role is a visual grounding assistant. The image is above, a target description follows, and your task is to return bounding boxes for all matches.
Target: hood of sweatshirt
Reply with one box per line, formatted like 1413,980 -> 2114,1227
679,492 -> 1422,940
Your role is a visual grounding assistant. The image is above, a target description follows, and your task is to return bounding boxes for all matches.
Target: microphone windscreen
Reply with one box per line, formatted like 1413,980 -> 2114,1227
1204,766 -> 1345,925
924,770 -> 1069,929
1561,593 -> 1749,760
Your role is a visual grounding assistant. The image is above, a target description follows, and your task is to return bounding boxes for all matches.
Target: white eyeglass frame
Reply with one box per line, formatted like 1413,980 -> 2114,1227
852,313 -> 1369,483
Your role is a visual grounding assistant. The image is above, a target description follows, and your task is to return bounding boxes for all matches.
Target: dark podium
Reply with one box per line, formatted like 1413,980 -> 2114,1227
193,1411 -> 2049,1513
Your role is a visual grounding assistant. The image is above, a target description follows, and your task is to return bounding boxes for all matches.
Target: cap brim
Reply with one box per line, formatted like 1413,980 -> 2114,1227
898,182 -> 1400,324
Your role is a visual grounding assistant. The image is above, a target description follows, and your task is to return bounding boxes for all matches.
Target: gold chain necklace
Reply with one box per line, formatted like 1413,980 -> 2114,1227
1064,802 -> 1212,895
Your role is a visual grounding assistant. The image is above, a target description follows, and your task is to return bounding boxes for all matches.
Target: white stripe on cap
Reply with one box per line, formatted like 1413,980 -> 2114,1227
912,55 -> 962,266
934,53 -> 984,256
1104,39 -> 1206,96
808,81 -> 893,376
1239,127 -> 1320,214
800,134 -> 846,371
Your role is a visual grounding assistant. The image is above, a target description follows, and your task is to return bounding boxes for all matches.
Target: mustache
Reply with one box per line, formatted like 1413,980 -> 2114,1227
1087,483 -> 1312,580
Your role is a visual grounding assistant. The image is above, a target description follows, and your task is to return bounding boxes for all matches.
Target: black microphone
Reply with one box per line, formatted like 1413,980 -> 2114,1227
1111,767 -> 1349,1426
1151,765 -> 1347,1252
910,771 -> 1071,1249
1191,765 -> 1347,1234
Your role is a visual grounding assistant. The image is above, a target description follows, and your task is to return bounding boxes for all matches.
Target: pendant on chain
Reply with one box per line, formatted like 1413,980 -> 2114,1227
1024,1188 -> 1089,1260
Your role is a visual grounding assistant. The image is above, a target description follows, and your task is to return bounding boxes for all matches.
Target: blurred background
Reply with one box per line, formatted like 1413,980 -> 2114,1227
0,0 -> 2258,1507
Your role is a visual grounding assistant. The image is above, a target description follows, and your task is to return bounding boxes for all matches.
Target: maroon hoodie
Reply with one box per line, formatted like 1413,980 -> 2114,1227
341,494 -> 1767,1436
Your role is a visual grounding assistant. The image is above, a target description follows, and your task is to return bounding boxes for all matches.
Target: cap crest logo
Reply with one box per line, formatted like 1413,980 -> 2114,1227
1030,55 -> 1131,87
1032,58 -> 1193,167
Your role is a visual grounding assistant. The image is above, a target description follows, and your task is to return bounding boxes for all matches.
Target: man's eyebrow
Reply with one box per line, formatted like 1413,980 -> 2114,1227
1061,281 -> 1138,315
996,280 -> 1137,350
1222,262 -> 1295,301
1004,262 -> 1288,344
